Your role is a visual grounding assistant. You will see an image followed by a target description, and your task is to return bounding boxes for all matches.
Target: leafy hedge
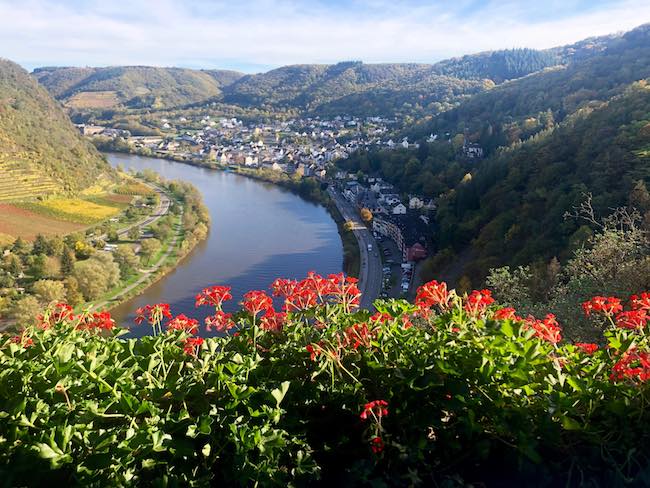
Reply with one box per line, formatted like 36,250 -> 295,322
1,275 -> 650,486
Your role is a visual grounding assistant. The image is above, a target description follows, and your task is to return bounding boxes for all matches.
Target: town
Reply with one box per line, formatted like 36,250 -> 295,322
79,112 -> 455,299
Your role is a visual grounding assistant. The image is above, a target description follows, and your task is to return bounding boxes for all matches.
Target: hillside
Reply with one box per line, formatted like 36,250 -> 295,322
435,79 -> 650,281
0,58 -> 113,198
33,66 -> 245,110
410,24 -> 650,150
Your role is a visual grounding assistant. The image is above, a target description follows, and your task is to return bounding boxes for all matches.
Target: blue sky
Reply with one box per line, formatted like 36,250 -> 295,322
1,0 -> 648,72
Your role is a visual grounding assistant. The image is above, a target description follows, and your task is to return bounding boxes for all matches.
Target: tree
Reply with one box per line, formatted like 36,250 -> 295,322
32,279 -> 66,304
61,246 -> 76,274
32,234 -> 48,255
140,238 -> 161,266
28,254 -> 47,280
3,253 -> 22,276
344,221 -> 355,231
114,244 -> 140,277
106,228 -> 119,243
74,240 -> 94,259
42,256 -> 61,279
64,276 -> 84,307
127,226 -> 140,241
11,237 -> 28,255
73,254 -> 120,301
360,208 -> 373,223
11,296 -> 41,326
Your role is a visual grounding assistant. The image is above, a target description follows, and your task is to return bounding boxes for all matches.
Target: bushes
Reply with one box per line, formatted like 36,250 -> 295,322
2,276 -> 650,486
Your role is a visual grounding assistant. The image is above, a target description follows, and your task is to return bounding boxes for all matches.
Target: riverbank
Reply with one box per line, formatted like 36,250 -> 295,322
84,174 -> 209,315
104,149 -> 361,278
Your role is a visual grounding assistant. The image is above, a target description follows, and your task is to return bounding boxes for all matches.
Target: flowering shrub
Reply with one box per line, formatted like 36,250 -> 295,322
2,276 -> 650,485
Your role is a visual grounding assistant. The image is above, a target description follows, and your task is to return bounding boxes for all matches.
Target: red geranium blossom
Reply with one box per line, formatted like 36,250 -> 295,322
135,303 -> 172,325
242,290 -> 273,316
259,309 -> 286,332
630,292 -> 650,312
76,311 -> 115,331
343,322 -> 375,350
35,302 -> 74,330
615,309 -> 649,330
205,311 -> 235,333
611,348 -> 650,383
283,286 -> 318,312
270,278 -> 298,298
11,330 -> 34,348
493,307 -> 518,321
327,273 -> 361,311
360,400 -> 389,421
166,314 -> 199,334
195,285 -> 232,309
465,289 -> 495,316
415,280 -> 451,310
370,436 -> 385,454
182,337 -> 204,356
582,296 -> 623,317
575,342 -> 598,355
525,314 -> 562,344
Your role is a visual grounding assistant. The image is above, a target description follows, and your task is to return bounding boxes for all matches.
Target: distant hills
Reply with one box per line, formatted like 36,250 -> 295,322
0,58 -> 112,198
33,66 -> 245,111
30,29 -> 626,119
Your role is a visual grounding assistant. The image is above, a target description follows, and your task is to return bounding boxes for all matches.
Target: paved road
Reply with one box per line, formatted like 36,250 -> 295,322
328,188 -> 382,310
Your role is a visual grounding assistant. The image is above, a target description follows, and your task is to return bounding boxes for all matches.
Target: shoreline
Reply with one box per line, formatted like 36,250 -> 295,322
104,149 -> 361,277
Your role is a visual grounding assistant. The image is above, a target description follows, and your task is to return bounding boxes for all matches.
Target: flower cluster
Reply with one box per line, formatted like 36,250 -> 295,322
360,400 -> 389,454
465,289 -> 495,316
582,296 -> 623,317
575,342 -> 599,355
182,337 -> 204,356
75,311 -> 115,332
524,314 -> 562,344
166,314 -> 199,334
611,348 -> 650,383
415,280 -> 451,310
135,303 -> 172,335
272,272 -> 361,313
582,293 -> 650,330
195,285 -> 234,333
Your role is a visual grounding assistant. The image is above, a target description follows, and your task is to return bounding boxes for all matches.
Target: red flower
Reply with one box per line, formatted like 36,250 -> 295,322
135,303 -> 172,325
630,292 -> 650,312
370,436 -> 384,454
610,347 -> 650,383
195,285 -> 232,308
270,278 -> 298,298
343,322 -> 375,350
465,289 -> 495,316
575,342 -> 598,355
76,311 -> 115,331
259,309 -> 286,332
283,286 -> 318,312
36,302 -> 74,329
401,313 -> 413,329
205,311 -> 235,333
524,314 -> 562,344
166,314 -> 199,334
327,273 -> 361,311
581,296 -> 623,317
11,330 -> 33,348
615,309 -> 649,330
242,290 -> 273,316
303,271 -> 336,299
494,307 -> 518,321
415,280 -> 451,310
182,337 -> 204,356
306,343 -> 320,361
370,312 -> 392,323
360,400 -> 389,421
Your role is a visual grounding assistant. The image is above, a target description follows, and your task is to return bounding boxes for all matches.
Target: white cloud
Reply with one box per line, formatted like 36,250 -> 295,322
0,0 -> 648,71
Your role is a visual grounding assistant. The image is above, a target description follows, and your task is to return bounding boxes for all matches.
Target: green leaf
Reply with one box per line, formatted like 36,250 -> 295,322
271,381 -> 291,408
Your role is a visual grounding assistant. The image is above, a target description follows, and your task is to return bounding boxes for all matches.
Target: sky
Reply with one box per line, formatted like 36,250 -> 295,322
1,0 -> 649,73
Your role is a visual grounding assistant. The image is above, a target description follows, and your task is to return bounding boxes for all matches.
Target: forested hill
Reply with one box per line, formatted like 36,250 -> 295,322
410,24 -> 650,151
0,58 -> 113,194
32,66 -> 245,110
435,80 -> 650,283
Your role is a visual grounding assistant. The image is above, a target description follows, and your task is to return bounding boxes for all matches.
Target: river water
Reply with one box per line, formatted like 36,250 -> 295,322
106,153 -> 343,336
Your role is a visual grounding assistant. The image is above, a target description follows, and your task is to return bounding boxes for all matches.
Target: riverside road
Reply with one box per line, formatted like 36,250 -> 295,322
328,188 -> 382,310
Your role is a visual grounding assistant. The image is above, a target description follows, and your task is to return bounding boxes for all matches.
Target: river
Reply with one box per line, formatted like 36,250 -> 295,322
106,153 -> 343,336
